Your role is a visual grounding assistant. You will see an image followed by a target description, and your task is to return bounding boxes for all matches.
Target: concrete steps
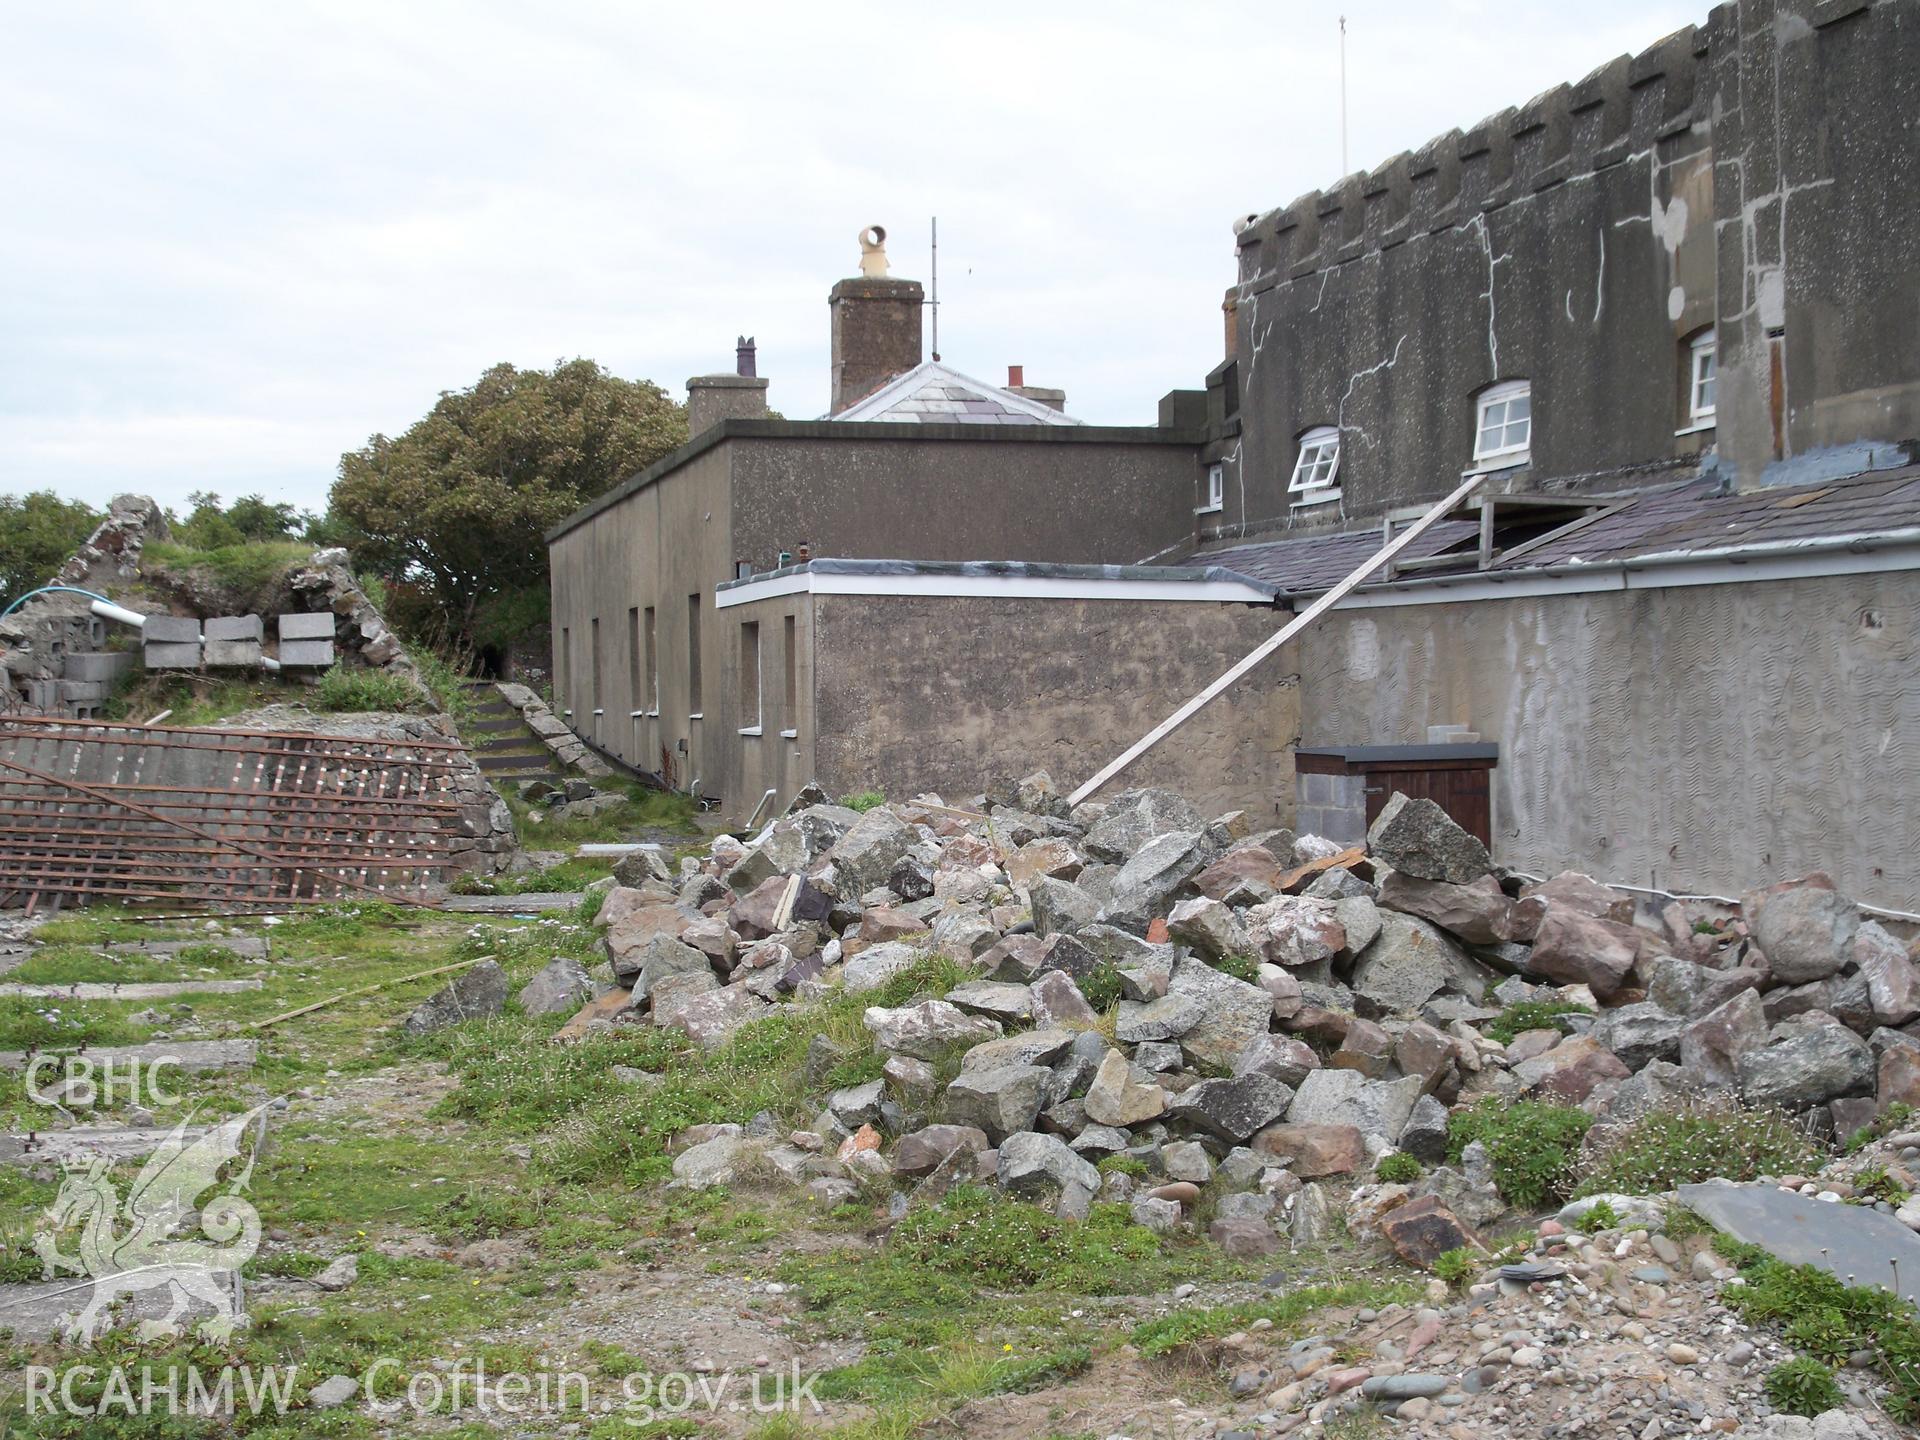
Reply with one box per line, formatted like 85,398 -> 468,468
459,682 -> 562,788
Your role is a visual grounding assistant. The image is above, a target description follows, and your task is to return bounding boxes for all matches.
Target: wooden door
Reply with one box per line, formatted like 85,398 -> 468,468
1360,764 -> 1493,848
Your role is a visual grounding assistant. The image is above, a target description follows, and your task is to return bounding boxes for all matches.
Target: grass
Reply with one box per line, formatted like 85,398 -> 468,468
1846,1100 -> 1916,1154
314,663 -> 423,712
104,673 -> 315,726
1374,1152 -> 1421,1184
1129,1278 -> 1420,1357
1447,1097 -> 1592,1210
1483,999 -> 1595,1046
1575,1100 -> 1821,1197
839,791 -> 886,813
143,538 -> 314,603
509,781 -> 698,846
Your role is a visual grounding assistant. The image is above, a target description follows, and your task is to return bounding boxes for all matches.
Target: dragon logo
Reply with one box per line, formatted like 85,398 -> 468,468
32,1102 -> 272,1345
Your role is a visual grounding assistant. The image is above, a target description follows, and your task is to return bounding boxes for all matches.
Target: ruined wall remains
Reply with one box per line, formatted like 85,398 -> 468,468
1293,569 -> 1920,910
813,595 -> 1298,824
1218,0 -> 1920,532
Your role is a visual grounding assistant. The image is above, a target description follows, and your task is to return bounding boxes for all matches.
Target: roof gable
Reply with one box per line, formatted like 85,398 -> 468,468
830,361 -> 1080,426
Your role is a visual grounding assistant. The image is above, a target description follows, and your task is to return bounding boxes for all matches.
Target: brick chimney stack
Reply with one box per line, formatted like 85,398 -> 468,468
829,225 -> 923,414
736,335 -> 757,378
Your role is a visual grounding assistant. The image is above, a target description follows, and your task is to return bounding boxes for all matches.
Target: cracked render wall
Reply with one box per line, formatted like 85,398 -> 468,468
1293,570 -> 1920,911
1216,0 -> 1920,533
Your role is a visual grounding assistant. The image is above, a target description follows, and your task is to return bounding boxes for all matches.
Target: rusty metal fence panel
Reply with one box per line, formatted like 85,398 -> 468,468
0,715 -> 466,911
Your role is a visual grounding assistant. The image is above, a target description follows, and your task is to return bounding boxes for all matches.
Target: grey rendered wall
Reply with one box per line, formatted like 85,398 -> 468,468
811,594 -> 1299,824
1709,0 -> 1920,483
1222,23 -> 1717,531
1292,571 -> 1920,909
727,431 -> 1199,573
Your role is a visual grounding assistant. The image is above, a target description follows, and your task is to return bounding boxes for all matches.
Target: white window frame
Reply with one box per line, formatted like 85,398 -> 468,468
1288,426 -> 1342,504
1198,462 -> 1224,514
1472,379 -> 1532,469
1688,332 -> 1716,425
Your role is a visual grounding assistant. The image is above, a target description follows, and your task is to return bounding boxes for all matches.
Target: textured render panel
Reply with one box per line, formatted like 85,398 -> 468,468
1294,573 -> 1920,909
813,595 -> 1298,825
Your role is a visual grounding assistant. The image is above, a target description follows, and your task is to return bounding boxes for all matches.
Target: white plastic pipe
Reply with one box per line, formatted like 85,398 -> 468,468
1068,469 -> 1492,806
89,599 -> 146,630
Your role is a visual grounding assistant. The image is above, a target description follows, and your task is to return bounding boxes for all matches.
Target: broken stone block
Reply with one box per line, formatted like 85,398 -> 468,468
1249,1122 -> 1366,1178
1030,876 -> 1097,938
1234,1032 -> 1321,1088
1005,837 -> 1083,894
1287,1067 -> 1421,1143
1744,874 -> 1859,985
863,1000 -> 999,1060
1166,896 -> 1251,961
1679,988 -> 1768,1087
1168,957 -> 1274,1068
1512,1033 -> 1630,1102
997,1130 -> 1100,1198
1366,794 -> 1490,884
615,933 -> 711,999
1114,994 -> 1203,1045
1244,894 -> 1347,969
517,956 -> 595,1017
941,1064 -> 1049,1142
1102,830 -> 1217,934
839,941 -> 922,993
1646,956 -> 1763,1017
1209,1216 -> 1279,1258
1331,1017 -> 1393,1077
1083,1050 -> 1168,1126
1165,1073 -> 1294,1142
1592,1002 -> 1686,1070
661,980 -> 768,1048
894,1123 -> 988,1177
1398,1094 -> 1451,1163
404,960 -> 507,1035
945,979 -> 1032,1022
1380,1195 -> 1485,1269
1349,912 -> 1479,1015
1375,870 -> 1512,945
1029,970 -> 1097,1027
826,808 -> 917,893
1858,922 -> 1920,1026
960,1029 -> 1074,1070
1083,788 -> 1203,863
1518,871 -> 1633,925
1161,1139 -> 1213,1183
1194,846 -> 1282,903
1526,906 -> 1638,1000
1736,1023 -> 1873,1111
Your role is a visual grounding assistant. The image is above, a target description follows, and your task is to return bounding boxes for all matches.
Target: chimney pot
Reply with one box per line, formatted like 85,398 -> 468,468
1008,364 -> 1024,388
736,336 -> 757,378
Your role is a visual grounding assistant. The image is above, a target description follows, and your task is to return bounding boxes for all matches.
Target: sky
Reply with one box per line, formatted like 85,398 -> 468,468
0,1 -> 1704,516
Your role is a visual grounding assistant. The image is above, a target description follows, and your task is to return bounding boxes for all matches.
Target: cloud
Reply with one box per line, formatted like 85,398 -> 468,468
0,0 -> 1705,512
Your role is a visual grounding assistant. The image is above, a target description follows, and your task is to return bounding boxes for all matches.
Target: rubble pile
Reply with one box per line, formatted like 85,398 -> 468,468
558,779 -> 1920,1228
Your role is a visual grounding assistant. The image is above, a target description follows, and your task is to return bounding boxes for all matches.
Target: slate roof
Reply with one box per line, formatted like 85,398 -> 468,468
830,361 -> 1081,426
1204,520 -> 1484,592
1196,462 -> 1920,597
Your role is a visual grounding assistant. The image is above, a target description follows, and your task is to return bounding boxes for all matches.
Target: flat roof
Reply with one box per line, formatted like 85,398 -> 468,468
713,557 -> 1276,609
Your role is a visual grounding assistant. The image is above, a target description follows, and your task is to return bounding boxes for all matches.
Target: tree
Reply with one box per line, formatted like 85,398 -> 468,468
170,491 -> 312,550
0,491 -> 100,605
329,359 -> 686,632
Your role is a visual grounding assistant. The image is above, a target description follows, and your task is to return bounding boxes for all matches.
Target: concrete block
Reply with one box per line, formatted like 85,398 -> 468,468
278,612 -> 336,640
24,678 -> 58,711
142,615 -> 198,644
142,642 -> 201,670
204,639 -> 263,668
204,614 -> 263,642
277,638 -> 335,668
56,680 -> 108,702
62,651 -> 135,685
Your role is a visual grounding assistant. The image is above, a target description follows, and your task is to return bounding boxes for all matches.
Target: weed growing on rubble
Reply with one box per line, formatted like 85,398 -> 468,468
1430,1247 -> 1477,1289
1845,1100 -> 1915,1154
1765,1356 -> 1847,1417
1482,999 -> 1594,1046
1446,1098 -> 1592,1209
1574,1100 -> 1820,1197
1718,1238 -> 1920,1420
1374,1152 -> 1421,1183
315,662 -> 423,712
1129,1278 -> 1420,1358
840,790 -> 887,812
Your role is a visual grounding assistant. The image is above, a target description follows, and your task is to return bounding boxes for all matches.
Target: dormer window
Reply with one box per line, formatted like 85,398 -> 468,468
1473,380 -> 1531,469
1689,331 -> 1717,425
1289,427 -> 1341,505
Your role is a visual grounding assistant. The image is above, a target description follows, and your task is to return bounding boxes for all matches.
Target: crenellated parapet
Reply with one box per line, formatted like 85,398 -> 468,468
1234,21 -> 1707,288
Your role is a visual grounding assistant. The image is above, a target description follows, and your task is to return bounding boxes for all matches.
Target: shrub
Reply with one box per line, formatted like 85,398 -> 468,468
1580,1197 -> 1621,1232
1765,1356 -> 1845,1417
1446,1098 -> 1592,1210
1431,1247 -> 1477,1288
1079,962 -> 1125,1012
884,1186 -> 1160,1292
1374,1152 -> 1421,1184
1483,1000 -> 1595,1046
1574,1100 -> 1820,1198
314,664 -> 420,713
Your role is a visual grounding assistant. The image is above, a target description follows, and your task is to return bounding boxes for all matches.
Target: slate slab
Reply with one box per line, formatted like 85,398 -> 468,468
1678,1180 -> 1920,1307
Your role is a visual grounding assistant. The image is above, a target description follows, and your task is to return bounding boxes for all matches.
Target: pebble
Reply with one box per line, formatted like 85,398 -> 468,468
1361,1372 -> 1449,1400
1666,1343 -> 1699,1364
1631,1265 -> 1671,1284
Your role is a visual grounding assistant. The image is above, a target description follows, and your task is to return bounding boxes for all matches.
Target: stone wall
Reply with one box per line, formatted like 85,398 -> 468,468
1292,569 -> 1920,910
1214,0 -> 1920,535
812,595 -> 1298,823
